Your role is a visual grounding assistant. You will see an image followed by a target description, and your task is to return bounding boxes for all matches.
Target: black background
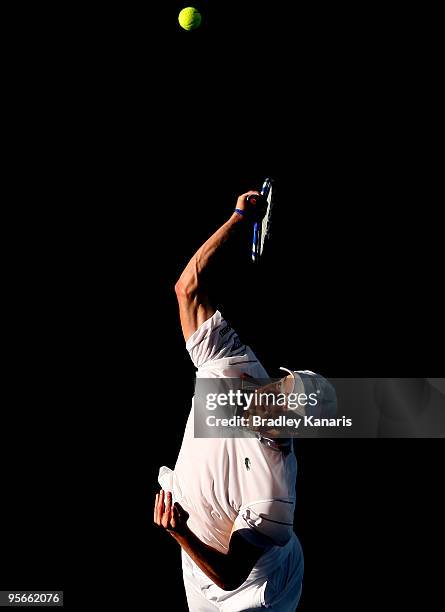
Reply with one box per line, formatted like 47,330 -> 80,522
1,1 -> 443,610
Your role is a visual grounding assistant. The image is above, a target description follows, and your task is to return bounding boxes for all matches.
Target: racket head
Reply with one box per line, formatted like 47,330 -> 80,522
252,177 -> 274,262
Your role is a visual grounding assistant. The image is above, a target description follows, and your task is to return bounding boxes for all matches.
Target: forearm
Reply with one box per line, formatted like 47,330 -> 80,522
170,525 -> 236,591
154,492 -> 262,591
175,212 -> 243,297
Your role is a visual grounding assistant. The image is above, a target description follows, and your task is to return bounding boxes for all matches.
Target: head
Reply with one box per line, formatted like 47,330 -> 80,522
241,368 -> 337,438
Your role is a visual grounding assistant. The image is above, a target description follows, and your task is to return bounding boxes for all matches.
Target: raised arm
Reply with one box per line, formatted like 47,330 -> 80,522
174,191 -> 260,341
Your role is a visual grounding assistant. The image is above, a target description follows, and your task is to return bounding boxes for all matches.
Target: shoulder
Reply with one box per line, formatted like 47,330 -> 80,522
187,311 -> 263,372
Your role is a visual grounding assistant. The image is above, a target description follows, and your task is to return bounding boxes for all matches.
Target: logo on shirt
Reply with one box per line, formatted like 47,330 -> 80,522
245,457 -> 251,471
219,325 -> 232,337
232,336 -> 243,351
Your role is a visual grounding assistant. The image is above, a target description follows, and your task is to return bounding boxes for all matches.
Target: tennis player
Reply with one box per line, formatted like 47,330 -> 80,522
154,192 -> 306,611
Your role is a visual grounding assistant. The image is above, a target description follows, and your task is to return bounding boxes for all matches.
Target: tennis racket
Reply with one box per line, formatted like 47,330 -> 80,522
248,177 -> 274,263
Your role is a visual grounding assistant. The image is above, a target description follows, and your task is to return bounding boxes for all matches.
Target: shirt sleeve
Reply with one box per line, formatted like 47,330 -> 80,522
233,498 -> 295,549
186,310 -> 247,369
293,370 -> 337,418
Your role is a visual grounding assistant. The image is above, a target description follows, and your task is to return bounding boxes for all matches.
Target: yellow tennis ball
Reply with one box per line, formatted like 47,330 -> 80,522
178,7 -> 202,31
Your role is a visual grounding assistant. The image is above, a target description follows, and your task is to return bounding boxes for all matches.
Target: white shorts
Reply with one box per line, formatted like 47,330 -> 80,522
182,535 -> 303,612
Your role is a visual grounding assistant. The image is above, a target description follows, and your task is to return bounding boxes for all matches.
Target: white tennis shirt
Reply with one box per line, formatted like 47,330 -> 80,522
158,311 -> 303,610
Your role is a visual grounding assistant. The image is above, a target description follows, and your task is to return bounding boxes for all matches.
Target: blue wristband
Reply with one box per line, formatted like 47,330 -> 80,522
234,208 -> 245,216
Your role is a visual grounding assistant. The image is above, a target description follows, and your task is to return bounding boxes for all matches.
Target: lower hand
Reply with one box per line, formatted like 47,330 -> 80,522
153,490 -> 189,535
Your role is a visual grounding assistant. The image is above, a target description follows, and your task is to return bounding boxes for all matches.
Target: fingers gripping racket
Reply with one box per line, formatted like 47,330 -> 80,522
248,177 -> 274,263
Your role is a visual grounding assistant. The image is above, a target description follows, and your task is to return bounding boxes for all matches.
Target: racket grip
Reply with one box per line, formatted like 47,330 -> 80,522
246,194 -> 267,219
246,194 -> 261,206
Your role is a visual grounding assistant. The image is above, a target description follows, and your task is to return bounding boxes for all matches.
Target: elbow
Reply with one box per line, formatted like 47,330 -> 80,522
174,279 -> 184,297
174,279 -> 197,302
218,572 -> 245,592
220,579 -> 243,592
